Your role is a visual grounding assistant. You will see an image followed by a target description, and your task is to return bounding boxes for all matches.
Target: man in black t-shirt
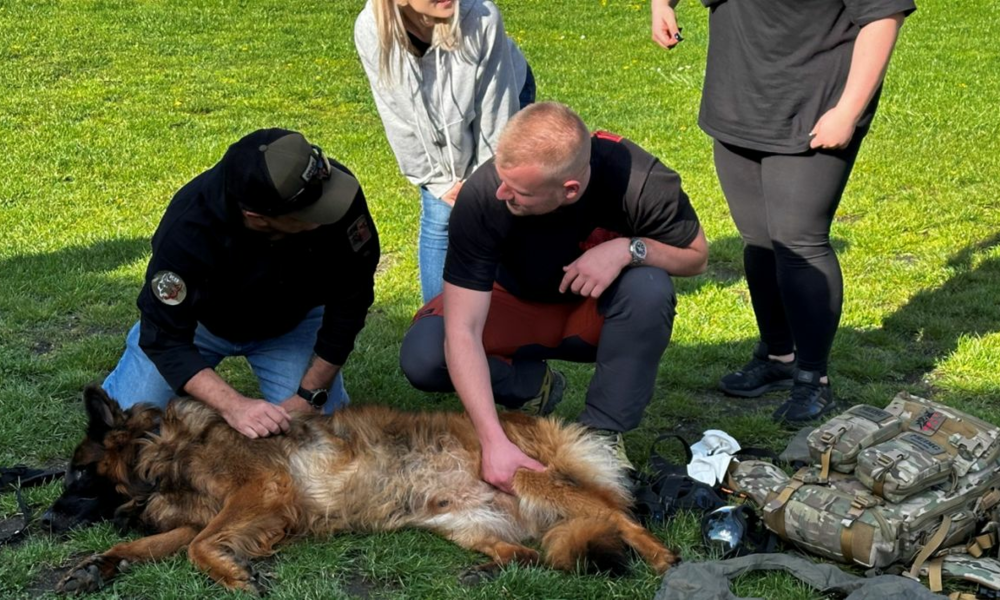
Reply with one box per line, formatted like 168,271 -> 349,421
399,102 -> 708,493
102,129 -> 380,439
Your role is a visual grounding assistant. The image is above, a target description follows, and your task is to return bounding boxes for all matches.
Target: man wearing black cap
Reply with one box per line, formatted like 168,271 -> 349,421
102,128 -> 380,439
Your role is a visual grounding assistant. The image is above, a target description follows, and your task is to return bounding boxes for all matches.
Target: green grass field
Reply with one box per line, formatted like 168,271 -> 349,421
1,0 -> 998,598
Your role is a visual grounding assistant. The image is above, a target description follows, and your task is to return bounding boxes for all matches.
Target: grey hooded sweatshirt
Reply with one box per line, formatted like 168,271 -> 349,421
355,0 -> 527,198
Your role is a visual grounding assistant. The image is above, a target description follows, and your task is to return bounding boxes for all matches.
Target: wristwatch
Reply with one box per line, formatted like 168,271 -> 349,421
297,386 -> 329,409
629,237 -> 647,266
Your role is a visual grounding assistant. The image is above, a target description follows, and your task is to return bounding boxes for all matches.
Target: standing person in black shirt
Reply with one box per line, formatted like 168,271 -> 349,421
102,129 -> 380,439
399,102 -> 708,493
652,0 -> 915,422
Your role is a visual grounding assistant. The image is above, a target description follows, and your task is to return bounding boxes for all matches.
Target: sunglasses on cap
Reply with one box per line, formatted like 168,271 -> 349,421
252,145 -> 333,217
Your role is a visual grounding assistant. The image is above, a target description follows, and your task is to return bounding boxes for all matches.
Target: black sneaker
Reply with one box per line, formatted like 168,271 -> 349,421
718,342 -> 796,398
772,369 -> 837,423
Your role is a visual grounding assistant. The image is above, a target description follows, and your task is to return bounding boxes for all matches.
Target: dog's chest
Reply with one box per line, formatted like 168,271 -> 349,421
287,431 -> 505,533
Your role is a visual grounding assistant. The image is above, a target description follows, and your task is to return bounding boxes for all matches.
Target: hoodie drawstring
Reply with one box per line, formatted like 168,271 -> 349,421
436,45 -> 460,186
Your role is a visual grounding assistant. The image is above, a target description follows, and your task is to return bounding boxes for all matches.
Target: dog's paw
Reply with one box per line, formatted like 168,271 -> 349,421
458,562 -> 502,587
56,555 -> 111,594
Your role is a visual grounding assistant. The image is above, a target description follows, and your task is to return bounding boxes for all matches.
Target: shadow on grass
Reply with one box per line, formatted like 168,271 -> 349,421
645,233 -> 1000,457
839,232 -> 1000,395
0,237 -> 149,376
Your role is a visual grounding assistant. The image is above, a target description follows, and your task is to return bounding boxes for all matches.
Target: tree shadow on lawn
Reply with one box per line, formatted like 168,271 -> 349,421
645,233 -> 1000,458
0,237 -> 150,353
837,232 -> 1000,405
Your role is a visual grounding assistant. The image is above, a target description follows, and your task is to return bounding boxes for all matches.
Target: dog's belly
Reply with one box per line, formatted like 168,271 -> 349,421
288,431 -> 529,542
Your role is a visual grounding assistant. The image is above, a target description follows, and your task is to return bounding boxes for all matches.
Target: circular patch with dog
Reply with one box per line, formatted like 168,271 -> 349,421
151,271 -> 187,305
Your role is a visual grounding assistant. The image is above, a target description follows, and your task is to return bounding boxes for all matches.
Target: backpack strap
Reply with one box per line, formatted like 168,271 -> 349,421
908,514 -> 954,581
928,557 -> 945,593
762,468 -> 810,538
968,532 -> 997,558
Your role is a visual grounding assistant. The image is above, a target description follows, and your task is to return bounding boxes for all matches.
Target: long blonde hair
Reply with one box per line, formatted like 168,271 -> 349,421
371,0 -> 463,80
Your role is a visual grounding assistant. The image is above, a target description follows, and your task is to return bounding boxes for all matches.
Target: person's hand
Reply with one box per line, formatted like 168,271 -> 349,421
652,0 -> 682,50
560,238 -> 631,298
280,394 -> 318,416
441,180 -> 464,206
221,398 -> 291,439
809,106 -> 859,150
481,438 -> 546,494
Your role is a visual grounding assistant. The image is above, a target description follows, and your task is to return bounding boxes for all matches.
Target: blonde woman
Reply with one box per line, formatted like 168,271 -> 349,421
355,0 -> 533,303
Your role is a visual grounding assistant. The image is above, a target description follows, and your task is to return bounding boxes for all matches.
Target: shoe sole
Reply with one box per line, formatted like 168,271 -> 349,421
718,378 -> 794,398
539,372 -> 567,416
772,399 -> 838,424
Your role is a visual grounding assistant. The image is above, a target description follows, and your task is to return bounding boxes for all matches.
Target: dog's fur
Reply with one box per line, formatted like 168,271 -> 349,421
51,385 -> 677,594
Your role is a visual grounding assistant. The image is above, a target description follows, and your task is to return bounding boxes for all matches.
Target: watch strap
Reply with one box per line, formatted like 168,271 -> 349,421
297,386 -> 328,408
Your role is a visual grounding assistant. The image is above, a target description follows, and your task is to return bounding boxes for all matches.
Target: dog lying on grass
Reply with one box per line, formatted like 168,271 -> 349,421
48,385 -> 678,594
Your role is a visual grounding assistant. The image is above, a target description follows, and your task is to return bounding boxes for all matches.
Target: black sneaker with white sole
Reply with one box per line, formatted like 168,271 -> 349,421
718,342 -> 796,398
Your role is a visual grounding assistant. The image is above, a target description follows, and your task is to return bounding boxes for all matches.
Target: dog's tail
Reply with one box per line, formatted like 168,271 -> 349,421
541,517 -> 631,576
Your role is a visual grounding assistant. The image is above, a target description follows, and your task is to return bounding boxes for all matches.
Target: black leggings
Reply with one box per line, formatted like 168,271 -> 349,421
713,136 -> 865,375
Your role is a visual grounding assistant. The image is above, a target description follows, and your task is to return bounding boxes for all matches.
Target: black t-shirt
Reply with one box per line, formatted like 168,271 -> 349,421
444,133 -> 701,303
137,160 -> 380,394
699,0 -> 916,153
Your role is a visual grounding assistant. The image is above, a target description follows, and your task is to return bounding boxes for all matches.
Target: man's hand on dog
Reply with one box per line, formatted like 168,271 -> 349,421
221,399 -> 292,439
481,438 -> 546,494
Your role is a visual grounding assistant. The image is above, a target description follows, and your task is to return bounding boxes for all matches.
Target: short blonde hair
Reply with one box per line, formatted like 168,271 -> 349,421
496,102 -> 591,183
372,0 -> 462,80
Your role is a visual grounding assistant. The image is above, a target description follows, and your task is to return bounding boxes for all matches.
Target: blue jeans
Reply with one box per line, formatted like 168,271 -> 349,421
103,306 -> 348,414
418,187 -> 453,303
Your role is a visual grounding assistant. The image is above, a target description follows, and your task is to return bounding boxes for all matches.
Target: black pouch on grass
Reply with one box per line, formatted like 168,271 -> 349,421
632,433 -> 728,525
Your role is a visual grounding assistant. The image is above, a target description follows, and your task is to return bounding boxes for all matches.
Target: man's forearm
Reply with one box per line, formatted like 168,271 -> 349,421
445,331 -> 508,446
299,355 -> 341,391
639,228 -> 708,277
183,368 -> 246,413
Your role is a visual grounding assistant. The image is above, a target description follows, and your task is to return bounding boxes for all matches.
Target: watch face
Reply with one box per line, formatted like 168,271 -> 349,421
631,238 -> 647,263
309,390 -> 329,408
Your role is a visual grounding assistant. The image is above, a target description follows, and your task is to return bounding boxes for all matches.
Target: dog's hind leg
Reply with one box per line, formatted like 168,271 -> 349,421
612,515 -> 679,574
186,482 -> 293,594
512,469 -> 679,574
57,526 -> 199,594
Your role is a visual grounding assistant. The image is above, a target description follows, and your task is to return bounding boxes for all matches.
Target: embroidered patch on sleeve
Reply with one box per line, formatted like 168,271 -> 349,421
347,215 -> 373,252
151,271 -> 188,306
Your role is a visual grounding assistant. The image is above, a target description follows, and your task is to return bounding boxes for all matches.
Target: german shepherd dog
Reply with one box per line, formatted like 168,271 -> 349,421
49,385 -> 677,594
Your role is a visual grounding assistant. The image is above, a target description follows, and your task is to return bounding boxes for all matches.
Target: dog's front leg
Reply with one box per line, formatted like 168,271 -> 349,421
57,526 -> 199,594
186,480 -> 293,594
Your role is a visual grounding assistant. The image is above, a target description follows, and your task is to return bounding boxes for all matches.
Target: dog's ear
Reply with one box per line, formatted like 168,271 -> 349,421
83,384 -> 122,439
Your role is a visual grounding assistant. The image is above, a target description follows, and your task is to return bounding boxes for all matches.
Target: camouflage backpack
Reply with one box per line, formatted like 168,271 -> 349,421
728,392 -> 1000,594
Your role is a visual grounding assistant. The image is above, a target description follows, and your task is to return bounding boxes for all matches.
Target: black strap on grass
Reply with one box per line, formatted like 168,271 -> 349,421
632,433 -> 727,525
0,487 -> 32,546
1,466 -> 64,492
0,465 -> 63,547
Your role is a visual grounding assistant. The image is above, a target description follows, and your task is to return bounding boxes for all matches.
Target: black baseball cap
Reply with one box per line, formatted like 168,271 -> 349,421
223,128 -> 360,225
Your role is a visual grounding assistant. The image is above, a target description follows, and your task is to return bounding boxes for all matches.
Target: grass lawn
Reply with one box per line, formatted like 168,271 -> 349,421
1,0 -> 998,598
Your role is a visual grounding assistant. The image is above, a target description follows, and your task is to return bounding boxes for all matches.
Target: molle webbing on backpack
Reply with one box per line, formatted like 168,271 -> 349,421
918,554 -> 1000,595
729,392 -> 1000,573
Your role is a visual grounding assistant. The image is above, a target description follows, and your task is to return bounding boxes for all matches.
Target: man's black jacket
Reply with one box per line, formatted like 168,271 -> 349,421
137,159 -> 380,394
